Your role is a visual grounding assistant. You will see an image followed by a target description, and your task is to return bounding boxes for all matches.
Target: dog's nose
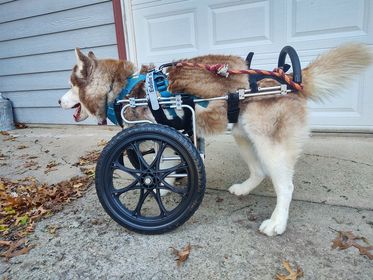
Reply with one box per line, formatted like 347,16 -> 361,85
58,99 -> 61,105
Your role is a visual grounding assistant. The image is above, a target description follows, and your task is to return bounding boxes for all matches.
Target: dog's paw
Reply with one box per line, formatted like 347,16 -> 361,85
259,218 -> 287,236
228,183 -> 250,196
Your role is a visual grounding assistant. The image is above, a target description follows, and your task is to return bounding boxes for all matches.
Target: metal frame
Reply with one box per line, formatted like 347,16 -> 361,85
118,83 -> 293,151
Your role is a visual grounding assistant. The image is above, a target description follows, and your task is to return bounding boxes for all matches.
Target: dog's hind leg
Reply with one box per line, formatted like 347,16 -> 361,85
228,127 -> 265,196
252,137 -> 299,236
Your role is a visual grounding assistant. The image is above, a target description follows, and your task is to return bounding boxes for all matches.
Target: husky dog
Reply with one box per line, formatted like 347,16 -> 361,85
59,44 -> 371,236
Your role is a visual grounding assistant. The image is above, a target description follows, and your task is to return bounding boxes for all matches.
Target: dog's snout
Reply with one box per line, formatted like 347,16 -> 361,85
58,99 -> 61,105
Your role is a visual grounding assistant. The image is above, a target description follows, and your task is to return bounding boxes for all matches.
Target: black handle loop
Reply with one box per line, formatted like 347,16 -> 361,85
245,52 -> 254,69
277,46 -> 302,84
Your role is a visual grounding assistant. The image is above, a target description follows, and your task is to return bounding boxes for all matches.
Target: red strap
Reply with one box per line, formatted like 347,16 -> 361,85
175,62 -> 303,92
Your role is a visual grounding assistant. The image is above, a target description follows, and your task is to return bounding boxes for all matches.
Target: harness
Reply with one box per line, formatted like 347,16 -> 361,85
107,46 -> 303,136
107,71 -> 209,134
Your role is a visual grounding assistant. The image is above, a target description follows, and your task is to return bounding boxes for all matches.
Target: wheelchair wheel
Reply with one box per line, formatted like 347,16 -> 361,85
95,124 -> 206,234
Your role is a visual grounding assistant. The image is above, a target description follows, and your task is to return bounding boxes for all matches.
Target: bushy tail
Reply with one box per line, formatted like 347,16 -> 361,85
301,43 -> 372,101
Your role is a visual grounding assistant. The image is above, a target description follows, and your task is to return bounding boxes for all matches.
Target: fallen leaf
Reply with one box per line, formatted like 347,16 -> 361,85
26,221 -> 35,233
331,231 -> 373,260
0,225 -> 9,232
73,183 -> 83,188
23,160 -> 39,169
47,224 -> 59,235
0,154 -> 9,160
171,243 -> 191,267
27,156 -> 38,160
3,135 -> 17,142
275,260 -> 304,280
17,145 -> 28,150
73,150 -> 100,167
216,196 -> 224,203
97,139 -> 108,147
44,161 -> 60,174
80,167 -> 95,177
15,215 -> 29,226
0,240 -> 12,246
15,123 -> 28,129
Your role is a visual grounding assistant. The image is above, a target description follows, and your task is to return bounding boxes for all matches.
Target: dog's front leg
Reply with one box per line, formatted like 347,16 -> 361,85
229,128 -> 265,195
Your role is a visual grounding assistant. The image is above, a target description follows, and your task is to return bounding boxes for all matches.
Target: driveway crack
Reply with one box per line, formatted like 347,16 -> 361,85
303,153 -> 373,167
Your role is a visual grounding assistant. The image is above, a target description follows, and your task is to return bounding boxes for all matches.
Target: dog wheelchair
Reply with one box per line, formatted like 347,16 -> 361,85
95,46 -> 303,234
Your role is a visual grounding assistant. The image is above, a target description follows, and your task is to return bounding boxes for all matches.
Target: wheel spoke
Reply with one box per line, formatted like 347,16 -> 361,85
154,189 -> 168,217
118,152 -> 125,166
160,179 -> 188,195
133,189 -> 151,216
150,141 -> 167,169
112,161 -> 140,180
112,179 -> 141,197
159,162 -> 188,179
131,142 -> 149,170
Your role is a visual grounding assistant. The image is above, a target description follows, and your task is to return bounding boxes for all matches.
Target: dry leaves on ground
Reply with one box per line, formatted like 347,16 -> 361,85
0,238 -> 35,260
3,135 -> 17,142
73,150 -> 101,167
1,131 -> 16,141
331,231 -> 373,260
23,160 -> 40,170
275,260 -> 304,280
0,176 -> 93,259
171,243 -> 192,267
44,161 -> 60,174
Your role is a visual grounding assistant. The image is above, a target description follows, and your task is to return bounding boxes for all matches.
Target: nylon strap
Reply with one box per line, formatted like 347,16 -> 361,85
227,93 -> 240,123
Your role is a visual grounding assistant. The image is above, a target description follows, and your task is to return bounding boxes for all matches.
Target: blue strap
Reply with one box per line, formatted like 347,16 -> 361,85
118,74 -> 146,100
107,74 -> 146,125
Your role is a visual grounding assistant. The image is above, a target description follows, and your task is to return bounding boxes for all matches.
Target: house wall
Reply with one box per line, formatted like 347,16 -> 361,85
0,0 -> 119,124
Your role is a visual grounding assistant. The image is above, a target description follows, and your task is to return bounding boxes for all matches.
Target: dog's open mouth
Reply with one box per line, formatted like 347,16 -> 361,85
72,103 -> 81,121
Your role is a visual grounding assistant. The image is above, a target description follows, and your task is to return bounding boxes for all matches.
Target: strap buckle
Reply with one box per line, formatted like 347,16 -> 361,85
145,71 -> 159,110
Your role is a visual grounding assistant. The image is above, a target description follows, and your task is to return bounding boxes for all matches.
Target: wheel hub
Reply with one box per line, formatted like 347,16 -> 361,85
142,175 -> 154,187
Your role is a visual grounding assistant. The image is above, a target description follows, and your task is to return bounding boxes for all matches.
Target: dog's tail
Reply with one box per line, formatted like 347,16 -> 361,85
301,43 -> 372,101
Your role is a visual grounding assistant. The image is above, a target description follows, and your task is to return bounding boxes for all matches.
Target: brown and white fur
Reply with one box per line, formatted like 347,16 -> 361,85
60,44 -> 372,236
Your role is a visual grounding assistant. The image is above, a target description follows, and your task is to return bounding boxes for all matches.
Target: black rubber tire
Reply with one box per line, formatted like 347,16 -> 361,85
95,124 -> 206,234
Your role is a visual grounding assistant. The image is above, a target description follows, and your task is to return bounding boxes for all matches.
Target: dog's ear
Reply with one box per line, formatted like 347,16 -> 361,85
75,48 -> 96,78
88,51 -> 96,60
75,48 -> 91,72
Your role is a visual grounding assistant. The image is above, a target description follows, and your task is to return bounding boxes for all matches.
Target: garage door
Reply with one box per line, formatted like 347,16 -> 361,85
125,0 -> 373,131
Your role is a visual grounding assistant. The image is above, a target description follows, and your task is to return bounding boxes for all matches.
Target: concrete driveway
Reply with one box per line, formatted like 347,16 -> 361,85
1,126 -> 372,279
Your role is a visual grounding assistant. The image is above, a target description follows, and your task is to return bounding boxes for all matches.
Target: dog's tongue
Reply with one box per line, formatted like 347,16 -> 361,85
73,104 -> 81,121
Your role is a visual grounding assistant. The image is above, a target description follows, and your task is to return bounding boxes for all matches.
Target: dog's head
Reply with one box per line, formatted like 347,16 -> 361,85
59,48 -> 135,124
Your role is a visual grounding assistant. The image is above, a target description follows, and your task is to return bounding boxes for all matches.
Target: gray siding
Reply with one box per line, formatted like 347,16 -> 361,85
0,0 -> 118,124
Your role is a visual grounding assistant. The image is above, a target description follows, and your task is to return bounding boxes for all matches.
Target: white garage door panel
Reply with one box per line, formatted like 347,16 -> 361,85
128,0 -> 373,131
147,11 -> 197,53
288,0 -> 370,43
209,1 -> 271,46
